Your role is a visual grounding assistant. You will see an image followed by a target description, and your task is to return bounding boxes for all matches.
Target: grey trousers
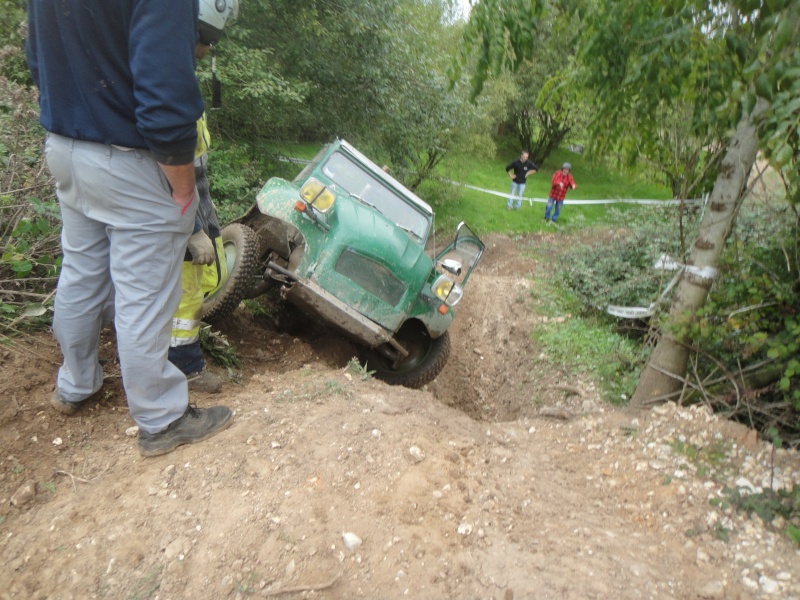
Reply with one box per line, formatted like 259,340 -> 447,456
45,134 -> 197,434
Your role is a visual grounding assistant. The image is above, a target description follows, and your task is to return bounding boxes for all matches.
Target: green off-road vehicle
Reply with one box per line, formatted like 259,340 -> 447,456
203,140 -> 484,388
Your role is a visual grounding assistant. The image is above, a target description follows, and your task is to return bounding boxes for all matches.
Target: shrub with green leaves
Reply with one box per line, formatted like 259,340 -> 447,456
672,205 -> 800,432
0,44 -> 62,333
558,197 -> 799,440
560,205 -> 700,317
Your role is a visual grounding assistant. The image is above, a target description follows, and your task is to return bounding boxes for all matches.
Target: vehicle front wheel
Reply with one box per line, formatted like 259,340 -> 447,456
202,223 -> 259,323
360,322 -> 450,389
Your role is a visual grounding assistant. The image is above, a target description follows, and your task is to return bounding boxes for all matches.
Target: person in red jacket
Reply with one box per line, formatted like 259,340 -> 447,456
545,163 -> 577,224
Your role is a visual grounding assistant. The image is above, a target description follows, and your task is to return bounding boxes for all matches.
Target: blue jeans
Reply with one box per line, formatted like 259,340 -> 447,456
507,182 -> 526,210
545,197 -> 563,221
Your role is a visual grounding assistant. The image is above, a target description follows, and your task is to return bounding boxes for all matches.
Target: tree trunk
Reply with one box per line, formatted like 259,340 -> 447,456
631,100 -> 768,409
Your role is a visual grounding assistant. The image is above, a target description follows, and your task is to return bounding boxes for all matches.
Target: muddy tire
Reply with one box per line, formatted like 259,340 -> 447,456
360,322 -> 451,389
202,223 -> 259,323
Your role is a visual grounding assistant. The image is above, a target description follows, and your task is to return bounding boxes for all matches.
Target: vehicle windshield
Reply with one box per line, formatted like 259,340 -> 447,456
320,152 -> 430,242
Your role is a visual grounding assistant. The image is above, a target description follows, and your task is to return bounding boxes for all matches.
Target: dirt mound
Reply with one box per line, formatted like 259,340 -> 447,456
2,233 -> 799,599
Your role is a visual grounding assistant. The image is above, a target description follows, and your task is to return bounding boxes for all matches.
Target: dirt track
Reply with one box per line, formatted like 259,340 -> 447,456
1,232 -> 799,599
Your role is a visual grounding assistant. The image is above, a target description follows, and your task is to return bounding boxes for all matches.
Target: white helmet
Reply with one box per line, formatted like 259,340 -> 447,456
198,0 -> 239,45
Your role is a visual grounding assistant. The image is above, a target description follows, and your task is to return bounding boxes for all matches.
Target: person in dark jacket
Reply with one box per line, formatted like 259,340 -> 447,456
27,0 -> 232,457
505,151 -> 538,210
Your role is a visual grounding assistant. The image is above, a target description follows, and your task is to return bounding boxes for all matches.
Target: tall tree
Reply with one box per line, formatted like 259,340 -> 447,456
503,4 -> 586,165
213,0 -> 488,188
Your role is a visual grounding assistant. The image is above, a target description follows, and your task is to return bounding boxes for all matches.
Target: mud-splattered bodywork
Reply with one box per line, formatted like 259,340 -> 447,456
237,140 -> 483,352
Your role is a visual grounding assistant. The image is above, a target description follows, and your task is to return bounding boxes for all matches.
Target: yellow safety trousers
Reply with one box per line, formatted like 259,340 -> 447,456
171,237 -> 227,346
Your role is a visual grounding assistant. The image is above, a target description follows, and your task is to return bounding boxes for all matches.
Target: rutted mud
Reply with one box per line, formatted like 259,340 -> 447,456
1,233 -> 798,600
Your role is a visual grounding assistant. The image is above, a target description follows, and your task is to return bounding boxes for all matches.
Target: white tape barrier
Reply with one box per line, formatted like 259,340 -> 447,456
607,256 -> 718,319
446,180 -> 704,206
278,159 -> 701,207
278,157 -> 704,206
278,156 -> 312,165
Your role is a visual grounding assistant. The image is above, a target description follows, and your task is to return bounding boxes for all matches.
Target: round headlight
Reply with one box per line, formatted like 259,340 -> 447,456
432,275 -> 463,307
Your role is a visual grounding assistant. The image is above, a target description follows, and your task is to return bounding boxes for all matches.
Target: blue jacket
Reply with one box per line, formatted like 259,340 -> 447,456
26,0 -> 204,165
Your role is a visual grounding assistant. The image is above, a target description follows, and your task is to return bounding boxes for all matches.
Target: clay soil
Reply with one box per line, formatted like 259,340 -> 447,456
1,232 -> 799,600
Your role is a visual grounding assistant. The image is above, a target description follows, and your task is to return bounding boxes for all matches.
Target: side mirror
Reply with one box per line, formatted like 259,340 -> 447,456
441,259 -> 462,276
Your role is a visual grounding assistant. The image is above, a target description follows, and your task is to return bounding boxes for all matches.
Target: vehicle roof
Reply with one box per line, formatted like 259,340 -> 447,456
337,140 -> 434,218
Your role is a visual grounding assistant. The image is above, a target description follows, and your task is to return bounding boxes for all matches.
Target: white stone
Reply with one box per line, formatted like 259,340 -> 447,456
409,446 -> 425,461
125,426 -> 139,437
759,576 -> 779,594
342,532 -> 362,550
742,576 -> 759,590
697,580 -> 725,599
457,523 -> 473,536
285,559 -> 296,577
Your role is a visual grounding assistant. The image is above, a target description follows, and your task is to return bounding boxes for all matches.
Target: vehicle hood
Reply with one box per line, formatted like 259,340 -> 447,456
328,199 -> 425,271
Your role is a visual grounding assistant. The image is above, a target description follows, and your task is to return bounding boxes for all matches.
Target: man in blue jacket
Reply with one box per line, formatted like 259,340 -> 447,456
27,0 -> 232,457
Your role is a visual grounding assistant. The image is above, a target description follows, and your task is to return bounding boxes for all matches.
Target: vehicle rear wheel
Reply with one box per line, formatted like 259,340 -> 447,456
202,223 -> 259,323
360,322 -> 450,389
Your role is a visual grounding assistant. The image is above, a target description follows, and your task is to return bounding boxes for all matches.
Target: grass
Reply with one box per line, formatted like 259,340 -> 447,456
524,268 -> 643,404
532,317 -> 640,404
423,136 -> 671,235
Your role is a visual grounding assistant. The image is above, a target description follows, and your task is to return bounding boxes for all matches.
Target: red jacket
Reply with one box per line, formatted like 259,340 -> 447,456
549,171 -> 576,202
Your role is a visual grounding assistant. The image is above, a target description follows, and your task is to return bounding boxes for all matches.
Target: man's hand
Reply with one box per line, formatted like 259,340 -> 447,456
508,172 -> 514,178
186,231 -> 215,265
158,162 -> 196,207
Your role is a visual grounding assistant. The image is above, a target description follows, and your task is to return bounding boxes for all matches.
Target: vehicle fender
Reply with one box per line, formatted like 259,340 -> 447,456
411,308 -> 453,339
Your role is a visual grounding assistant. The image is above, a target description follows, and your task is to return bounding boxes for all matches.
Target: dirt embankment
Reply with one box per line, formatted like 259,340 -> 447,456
1,233 -> 798,600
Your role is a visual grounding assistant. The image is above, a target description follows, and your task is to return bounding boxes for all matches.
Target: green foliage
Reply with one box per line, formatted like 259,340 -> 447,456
560,205 -> 698,314
718,484 -> 800,545
453,0 -> 545,99
198,325 -> 242,370
346,357 -> 375,382
0,44 -> 62,333
528,280 -> 641,404
205,143 -> 270,224
670,204 -> 800,424
461,0 -> 799,202
0,1 -> 31,85
502,6 -> 589,166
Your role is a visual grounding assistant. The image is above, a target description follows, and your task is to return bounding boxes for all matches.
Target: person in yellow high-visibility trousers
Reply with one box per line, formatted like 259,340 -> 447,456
168,0 -> 238,393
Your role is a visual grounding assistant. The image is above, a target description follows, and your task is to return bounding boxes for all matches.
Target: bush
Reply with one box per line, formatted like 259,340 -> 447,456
558,199 -> 800,442
673,203 -> 800,435
0,45 -> 61,334
561,205 -> 700,317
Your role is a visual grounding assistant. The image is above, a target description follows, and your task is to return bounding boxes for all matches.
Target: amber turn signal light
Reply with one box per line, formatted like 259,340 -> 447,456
437,304 -> 449,315
294,200 -> 307,213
